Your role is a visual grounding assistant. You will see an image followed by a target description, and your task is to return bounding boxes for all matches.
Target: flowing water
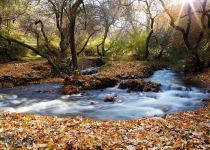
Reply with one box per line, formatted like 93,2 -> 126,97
0,69 -> 209,120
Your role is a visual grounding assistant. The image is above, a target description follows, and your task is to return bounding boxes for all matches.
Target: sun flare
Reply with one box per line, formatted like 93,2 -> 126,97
176,0 -> 201,27
176,0 -> 192,5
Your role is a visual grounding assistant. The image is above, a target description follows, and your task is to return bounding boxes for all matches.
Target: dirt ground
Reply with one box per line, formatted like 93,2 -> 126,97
0,57 -> 101,88
1,57 -> 210,88
190,68 -> 210,86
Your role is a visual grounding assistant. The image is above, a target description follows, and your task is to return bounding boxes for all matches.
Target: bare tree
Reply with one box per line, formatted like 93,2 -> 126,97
1,0 -> 86,77
159,0 -> 210,72
140,0 -> 158,59
89,0 -> 122,56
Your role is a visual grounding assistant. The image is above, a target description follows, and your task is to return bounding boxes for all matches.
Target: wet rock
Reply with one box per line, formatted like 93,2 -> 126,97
44,89 -> 53,93
103,95 -> 117,102
174,87 -> 183,91
172,86 -> 191,91
33,89 -> 42,92
90,101 -> 96,105
143,87 -> 152,92
33,89 -> 53,93
161,106 -> 169,112
15,102 -> 27,108
202,99 -> 210,102
118,79 -> 161,92
119,79 -> 144,91
126,89 -> 131,93
152,87 -> 161,92
60,85 -> 81,95
61,75 -> 119,95
20,86 -> 25,90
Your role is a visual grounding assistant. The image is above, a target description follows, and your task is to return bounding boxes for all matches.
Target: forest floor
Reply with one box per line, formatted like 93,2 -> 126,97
0,57 -> 102,88
1,57 -> 210,87
0,58 -> 210,149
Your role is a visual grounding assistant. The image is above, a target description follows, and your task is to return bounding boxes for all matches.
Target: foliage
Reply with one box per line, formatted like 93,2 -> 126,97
77,36 -> 102,57
101,32 -> 147,62
127,32 -> 147,59
81,37 -> 100,56
167,44 -> 187,72
123,32 -> 157,60
199,30 -> 210,67
104,38 -> 127,61
0,31 -> 30,59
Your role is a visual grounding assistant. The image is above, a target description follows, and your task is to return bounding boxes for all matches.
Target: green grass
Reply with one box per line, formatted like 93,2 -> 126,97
19,55 -> 44,61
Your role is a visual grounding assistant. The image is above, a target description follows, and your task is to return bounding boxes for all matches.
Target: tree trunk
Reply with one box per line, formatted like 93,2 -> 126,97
69,0 -> 83,70
69,19 -> 78,70
143,1 -> 155,60
159,0 -> 205,73
101,20 -> 109,56
60,32 -> 68,59
187,49 -> 203,72
156,45 -> 165,60
77,30 -> 97,56
4,41 -> 12,60
0,14 -> 2,30
144,27 -> 153,59
1,35 -> 64,78
97,43 -> 103,56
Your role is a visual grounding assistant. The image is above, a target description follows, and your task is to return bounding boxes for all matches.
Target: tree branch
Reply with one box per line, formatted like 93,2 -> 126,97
77,29 -> 99,56
0,35 -> 64,78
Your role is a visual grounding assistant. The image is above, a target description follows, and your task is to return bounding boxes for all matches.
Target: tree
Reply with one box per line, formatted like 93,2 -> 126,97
34,0 -> 83,70
139,0 -> 158,59
0,0 -> 31,29
0,0 -> 86,77
74,1 -> 102,56
159,0 -> 210,72
69,0 -> 83,70
91,0 -> 122,56
0,0 -> 33,59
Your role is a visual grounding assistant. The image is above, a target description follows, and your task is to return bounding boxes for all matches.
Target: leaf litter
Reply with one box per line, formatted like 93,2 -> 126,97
0,103 -> 209,149
0,59 -> 210,149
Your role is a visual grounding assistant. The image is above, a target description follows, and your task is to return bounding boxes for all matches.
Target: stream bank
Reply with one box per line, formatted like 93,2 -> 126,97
0,59 -> 210,149
1,58 -> 210,89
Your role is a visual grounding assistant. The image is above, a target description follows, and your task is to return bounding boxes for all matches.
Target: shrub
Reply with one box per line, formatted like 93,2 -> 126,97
0,31 -> 30,59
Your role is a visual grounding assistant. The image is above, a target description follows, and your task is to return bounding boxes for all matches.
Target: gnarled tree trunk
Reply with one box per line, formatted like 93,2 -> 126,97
159,0 -> 206,72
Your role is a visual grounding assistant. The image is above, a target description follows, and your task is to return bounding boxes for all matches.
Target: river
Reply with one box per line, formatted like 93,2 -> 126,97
0,69 -> 209,120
